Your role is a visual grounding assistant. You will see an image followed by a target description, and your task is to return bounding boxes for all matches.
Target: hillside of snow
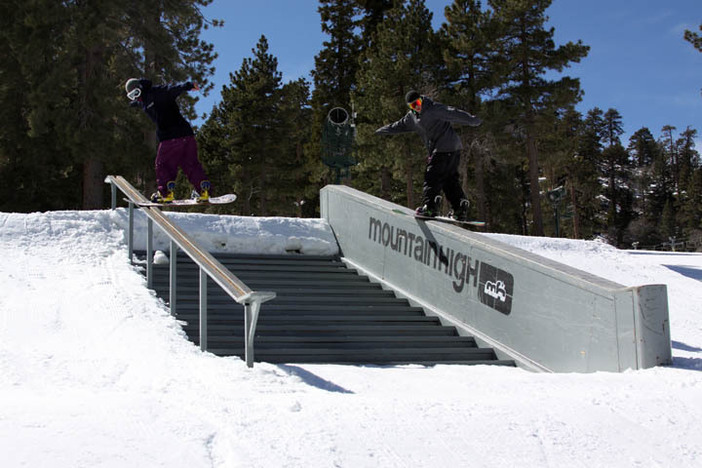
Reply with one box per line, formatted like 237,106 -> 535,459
1,209 -> 701,467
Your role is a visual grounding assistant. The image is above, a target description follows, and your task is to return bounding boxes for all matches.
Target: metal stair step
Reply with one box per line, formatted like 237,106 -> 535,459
176,314 -> 442,324
156,264 -> 353,273
154,271 -> 369,282
193,336 -> 477,348
155,286 -> 391,297
153,278 -> 375,289
173,304 -> 427,313
171,253 -> 343,264
170,295 -> 410,305
182,324 -> 460,336
211,346 -> 497,361
175,308 -> 425,317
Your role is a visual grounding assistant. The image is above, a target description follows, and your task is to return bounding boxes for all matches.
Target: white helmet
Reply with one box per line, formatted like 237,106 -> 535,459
125,78 -> 141,100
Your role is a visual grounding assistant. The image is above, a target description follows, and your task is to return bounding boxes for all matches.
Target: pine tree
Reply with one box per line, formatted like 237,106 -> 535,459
536,107 -> 581,237
440,0 -> 497,110
201,36 -> 282,215
680,167 -> 702,241
0,0 -> 217,211
1,2 -> 47,208
596,108 -> 633,245
684,24 -> 702,52
660,198 -> 677,242
628,127 -> 658,167
626,127 -> 660,244
0,1 -> 81,210
601,143 -> 633,246
313,0 -> 361,112
199,35 -> 314,216
675,127 -> 701,237
356,0 -> 394,49
571,108 -> 605,238
684,24 -> 701,107
310,0 -> 362,186
660,125 -> 680,193
644,128 -> 675,243
275,78 -> 317,216
602,108 -> 624,148
488,0 -> 589,236
676,126 -> 699,192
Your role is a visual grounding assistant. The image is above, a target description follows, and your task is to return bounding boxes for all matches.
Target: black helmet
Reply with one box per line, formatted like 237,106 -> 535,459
405,90 -> 421,103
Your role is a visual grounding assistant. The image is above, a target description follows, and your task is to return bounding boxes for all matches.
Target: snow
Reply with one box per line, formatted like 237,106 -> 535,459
1,208 -> 701,468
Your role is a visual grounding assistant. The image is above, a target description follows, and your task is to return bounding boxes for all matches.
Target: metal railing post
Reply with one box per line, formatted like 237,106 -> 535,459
146,218 -> 153,288
199,268 -> 208,352
170,240 -> 177,316
244,302 -> 257,367
243,291 -> 276,368
128,202 -> 135,263
110,183 -> 117,209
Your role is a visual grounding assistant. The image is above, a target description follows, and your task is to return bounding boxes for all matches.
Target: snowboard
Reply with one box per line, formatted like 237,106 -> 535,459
130,193 -> 237,208
392,209 -> 485,228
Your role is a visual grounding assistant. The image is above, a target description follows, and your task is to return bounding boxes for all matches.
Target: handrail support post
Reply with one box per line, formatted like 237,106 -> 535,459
170,240 -> 178,316
199,268 -> 208,352
146,218 -> 153,288
244,300 -> 261,368
242,291 -> 276,368
110,183 -> 117,209
128,201 -> 135,263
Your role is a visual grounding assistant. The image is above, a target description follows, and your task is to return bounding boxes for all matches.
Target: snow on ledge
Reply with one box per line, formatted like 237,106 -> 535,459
119,209 -> 340,256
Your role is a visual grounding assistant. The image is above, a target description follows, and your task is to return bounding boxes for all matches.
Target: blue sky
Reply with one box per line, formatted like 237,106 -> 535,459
195,0 -> 701,147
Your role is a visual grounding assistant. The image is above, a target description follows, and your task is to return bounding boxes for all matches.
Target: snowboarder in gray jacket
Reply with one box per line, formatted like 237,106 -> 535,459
375,90 -> 481,219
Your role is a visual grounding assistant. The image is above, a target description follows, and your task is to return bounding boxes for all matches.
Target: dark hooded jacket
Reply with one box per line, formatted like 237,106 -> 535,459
131,79 -> 195,142
375,96 -> 481,154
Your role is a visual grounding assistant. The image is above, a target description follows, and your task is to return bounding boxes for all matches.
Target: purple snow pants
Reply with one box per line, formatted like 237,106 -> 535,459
155,135 -> 209,194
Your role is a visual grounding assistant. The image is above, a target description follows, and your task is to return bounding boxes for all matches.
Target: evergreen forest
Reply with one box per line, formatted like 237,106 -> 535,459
1,0 -> 700,250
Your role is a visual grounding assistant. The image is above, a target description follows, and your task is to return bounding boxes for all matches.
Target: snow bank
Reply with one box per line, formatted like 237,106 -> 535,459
1,210 -> 701,468
0,209 -> 339,256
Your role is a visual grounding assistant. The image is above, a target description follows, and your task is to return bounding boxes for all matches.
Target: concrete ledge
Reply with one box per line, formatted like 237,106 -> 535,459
321,185 -> 673,372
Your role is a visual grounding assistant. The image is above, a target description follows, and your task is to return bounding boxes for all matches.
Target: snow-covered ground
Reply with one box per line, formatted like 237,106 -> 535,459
1,209 -> 701,468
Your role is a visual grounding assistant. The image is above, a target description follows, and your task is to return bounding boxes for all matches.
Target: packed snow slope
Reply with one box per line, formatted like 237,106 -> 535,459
1,209 -> 701,468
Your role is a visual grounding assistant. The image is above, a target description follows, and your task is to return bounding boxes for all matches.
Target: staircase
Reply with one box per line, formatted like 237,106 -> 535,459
148,252 -> 514,366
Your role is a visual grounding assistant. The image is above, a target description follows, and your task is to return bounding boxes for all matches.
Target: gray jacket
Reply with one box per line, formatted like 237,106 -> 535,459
375,96 -> 481,154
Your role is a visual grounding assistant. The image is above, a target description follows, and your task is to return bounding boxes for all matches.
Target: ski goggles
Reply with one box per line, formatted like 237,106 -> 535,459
127,87 -> 142,100
408,98 -> 422,112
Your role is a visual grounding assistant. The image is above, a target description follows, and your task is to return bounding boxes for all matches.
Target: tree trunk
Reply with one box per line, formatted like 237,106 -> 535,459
526,132 -> 544,236
82,158 -> 104,209
474,148 -> 486,222
78,44 -> 104,209
405,145 -> 414,207
259,157 -> 267,216
570,182 -> 580,238
381,166 -> 392,200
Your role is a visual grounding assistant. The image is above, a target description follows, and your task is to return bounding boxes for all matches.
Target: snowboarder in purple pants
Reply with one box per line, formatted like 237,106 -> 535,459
125,78 -> 211,203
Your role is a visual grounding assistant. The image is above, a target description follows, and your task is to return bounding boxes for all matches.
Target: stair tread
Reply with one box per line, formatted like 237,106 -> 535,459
196,336 -> 476,343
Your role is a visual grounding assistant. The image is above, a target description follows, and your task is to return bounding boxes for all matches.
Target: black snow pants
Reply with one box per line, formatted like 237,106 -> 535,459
421,150 -> 466,211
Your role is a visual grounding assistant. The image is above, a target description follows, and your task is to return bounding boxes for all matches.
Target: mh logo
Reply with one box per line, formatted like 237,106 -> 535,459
478,263 -> 514,315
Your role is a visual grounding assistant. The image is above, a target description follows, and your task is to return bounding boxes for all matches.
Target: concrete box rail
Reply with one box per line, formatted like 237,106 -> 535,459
321,185 -> 672,372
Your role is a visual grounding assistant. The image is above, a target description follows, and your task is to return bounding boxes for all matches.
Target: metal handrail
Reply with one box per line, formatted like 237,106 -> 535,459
105,175 -> 275,367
